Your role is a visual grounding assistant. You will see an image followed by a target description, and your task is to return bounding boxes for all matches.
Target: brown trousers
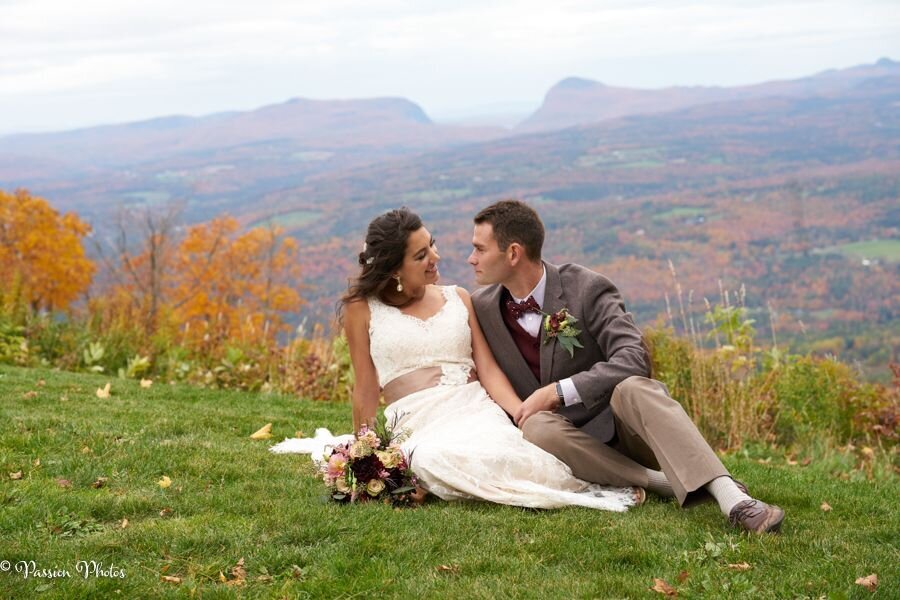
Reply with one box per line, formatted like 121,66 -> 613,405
522,376 -> 728,506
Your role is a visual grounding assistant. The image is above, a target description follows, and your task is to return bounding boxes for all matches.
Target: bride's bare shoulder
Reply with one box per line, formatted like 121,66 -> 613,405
453,286 -> 475,309
343,298 -> 371,324
451,285 -> 471,298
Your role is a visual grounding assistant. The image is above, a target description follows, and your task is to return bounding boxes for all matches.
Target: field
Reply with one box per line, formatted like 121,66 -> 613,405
1,366 -> 896,598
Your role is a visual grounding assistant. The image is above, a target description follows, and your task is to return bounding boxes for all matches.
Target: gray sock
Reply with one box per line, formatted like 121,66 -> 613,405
645,469 -> 675,497
706,476 -> 752,516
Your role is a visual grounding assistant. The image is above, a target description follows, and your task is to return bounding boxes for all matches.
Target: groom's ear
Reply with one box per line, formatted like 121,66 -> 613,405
507,243 -> 524,266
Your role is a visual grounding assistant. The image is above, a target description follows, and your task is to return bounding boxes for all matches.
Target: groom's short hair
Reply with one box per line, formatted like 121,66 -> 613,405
474,200 -> 543,261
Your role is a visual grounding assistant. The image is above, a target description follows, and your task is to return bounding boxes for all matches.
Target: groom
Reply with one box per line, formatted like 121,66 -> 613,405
469,200 -> 785,533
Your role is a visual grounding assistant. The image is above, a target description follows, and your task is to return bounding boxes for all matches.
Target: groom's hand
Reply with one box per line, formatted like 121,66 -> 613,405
515,384 -> 561,428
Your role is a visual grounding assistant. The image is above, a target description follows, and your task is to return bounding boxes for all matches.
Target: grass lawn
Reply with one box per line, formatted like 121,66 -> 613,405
1,365 -> 896,599
836,240 -> 900,263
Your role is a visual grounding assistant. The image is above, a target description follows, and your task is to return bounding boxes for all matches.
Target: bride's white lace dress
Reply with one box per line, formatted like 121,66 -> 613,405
272,285 -> 636,511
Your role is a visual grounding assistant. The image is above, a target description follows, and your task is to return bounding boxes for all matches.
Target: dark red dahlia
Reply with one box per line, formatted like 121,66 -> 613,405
350,454 -> 384,482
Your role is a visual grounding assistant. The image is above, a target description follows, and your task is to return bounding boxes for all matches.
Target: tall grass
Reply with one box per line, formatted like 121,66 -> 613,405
648,264 -> 897,454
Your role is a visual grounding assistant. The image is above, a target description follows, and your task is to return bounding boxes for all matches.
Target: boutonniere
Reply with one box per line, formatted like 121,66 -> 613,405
543,308 -> 584,358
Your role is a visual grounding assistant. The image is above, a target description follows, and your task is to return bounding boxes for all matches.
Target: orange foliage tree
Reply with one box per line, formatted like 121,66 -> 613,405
107,215 -> 303,349
0,189 -> 94,312
172,217 -> 303,348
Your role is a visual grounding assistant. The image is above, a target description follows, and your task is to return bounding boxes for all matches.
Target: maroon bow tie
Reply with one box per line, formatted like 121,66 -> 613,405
506,296 -> 542,320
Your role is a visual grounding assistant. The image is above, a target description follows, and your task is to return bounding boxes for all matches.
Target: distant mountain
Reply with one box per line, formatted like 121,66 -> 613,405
0,97 -> 502,170
0,96 -> 506,220
517,58 -> 900,132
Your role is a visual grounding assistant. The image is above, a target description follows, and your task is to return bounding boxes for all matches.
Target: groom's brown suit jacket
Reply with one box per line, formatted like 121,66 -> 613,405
472,262 -> 650,443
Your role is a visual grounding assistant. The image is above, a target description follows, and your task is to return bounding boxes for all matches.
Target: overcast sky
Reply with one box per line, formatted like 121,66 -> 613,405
2,0 -> 898,135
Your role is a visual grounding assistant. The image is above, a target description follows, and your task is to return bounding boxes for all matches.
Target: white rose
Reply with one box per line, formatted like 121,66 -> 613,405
366,479 -> 386,496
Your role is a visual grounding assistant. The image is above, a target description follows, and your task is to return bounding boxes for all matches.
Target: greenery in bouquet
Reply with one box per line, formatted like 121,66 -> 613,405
321,414 -> 419,505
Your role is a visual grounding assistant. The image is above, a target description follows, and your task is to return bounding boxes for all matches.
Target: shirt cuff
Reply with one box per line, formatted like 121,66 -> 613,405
559,378 -> 582,407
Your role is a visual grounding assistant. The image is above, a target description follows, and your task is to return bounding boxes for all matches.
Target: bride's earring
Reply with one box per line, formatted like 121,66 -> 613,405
395,277 -> 403,293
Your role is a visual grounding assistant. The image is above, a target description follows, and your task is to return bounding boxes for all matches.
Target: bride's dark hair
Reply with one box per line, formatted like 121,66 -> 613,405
338,207 -> 423,316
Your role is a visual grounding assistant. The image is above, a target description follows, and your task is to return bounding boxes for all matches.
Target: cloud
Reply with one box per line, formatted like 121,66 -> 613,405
0,0 -> 898,132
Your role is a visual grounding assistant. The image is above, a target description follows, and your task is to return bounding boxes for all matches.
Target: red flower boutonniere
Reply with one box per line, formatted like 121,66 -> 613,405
543,308 -> 584,358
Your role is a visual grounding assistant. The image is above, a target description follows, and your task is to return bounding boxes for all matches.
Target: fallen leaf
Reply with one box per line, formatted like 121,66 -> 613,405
91,477 -> 108,489
855,573 -> 878,592
436,564 -> 460,574
800,457 -> 812,466
9,471 -> 23,480
140,378 -> 153,388
96,382 -> 111,399
81,446 -> 92,454
158,475 -> 172,489
727,562 -> 752,571
219,572 -> 227,583
860,447 -> 875,460
32,458 -> 41,467
250,423 -> 273,440
650,578 -> 677,596
224,558 -> 246,586
676,570 -> 689,583
290,565 -> 303,579
37,379 -> 46,387
786,455 -> 798,466
756,457 -> 771,464
23,391 -> 38,399
295,430 -> 305,438
159,507 -> 173,517
821,502 -> 832,512
161,575 -> 181,585
56,478 -> 72,488
160,564 -> 170,574
121,518 -> 129,529
256,574 -> 273,583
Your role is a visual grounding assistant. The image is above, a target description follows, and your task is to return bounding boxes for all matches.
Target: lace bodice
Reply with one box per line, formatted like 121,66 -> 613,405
368,285 -> 475,388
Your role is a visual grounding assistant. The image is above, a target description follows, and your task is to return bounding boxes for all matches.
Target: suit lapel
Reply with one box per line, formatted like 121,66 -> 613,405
481,284 -> 538,388
540,262 -> 565,386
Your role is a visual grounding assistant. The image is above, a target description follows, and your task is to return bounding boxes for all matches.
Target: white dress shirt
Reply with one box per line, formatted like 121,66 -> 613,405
510,267 -> 582,407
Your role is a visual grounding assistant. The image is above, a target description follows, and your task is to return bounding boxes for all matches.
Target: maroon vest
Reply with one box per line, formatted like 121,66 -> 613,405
500,291 -> 541,382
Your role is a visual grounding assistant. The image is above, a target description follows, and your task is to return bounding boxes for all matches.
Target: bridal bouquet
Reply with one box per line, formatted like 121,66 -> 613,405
320,415 -> 418,505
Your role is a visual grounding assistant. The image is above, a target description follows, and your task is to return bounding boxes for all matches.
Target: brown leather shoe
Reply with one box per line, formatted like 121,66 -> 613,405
632,487 -> 647,506
729,499 -> 785,533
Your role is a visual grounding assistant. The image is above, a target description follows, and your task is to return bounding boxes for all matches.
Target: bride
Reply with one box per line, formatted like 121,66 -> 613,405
277,208 -> 639,511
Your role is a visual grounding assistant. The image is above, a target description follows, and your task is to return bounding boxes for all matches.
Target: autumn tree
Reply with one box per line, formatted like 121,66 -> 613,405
96,203 -> 183,334
171,217 -> 302,348
105,213 -> 303,349
0,189 -> 94,313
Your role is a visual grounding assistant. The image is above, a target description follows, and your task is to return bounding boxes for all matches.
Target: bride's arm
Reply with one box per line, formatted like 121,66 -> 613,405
343,300 -> 380,432
457,287 -> 523,416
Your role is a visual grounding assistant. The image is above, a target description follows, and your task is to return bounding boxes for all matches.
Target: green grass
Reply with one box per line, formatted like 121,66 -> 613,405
1,365 -> 897,599
836,239 -> 900,262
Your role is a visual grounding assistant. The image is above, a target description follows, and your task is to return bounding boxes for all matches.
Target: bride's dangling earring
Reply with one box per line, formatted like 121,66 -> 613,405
396,277 -> 403,293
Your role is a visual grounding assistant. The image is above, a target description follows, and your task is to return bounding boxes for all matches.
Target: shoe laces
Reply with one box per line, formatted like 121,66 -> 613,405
729,500 -> 762,525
